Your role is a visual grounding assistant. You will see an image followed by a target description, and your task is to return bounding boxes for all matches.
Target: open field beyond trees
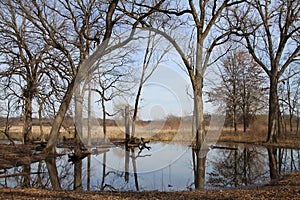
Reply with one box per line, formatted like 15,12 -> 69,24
1,115 -> 300,148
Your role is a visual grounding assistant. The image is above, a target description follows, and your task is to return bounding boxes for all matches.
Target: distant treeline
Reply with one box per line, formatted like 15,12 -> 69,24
0,114 -> 220,127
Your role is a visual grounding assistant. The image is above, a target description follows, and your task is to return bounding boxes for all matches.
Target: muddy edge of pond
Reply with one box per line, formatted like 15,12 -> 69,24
0,172 -> 300,200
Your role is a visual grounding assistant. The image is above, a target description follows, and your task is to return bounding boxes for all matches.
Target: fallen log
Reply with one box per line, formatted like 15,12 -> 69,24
210,145 -> 238,151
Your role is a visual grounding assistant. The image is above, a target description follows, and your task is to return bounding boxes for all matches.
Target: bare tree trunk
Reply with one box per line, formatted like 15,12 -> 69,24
195,84 -> 205,150
192,98 -> 197,138
289,113 -> 293,133
38,99 -> 45,142
75,85 -> 83,139
74,88 -> 83,191
233,74 -> 238,135
243,148 -> 248,186
291,149 -> 294,171
23,94 -> 33,144
131,148 -> 139,191
267,77 -> 279,143
45,157 -> 61,190
87,154 -> 91,191
233,103 -> 237,135
267,146 -> 279,179
287,79 -> 293,133
132,84 -> 142,138
87,84 -> 92,147
125,105 -> 130,141
37,161 -> 43,188
242,79 -> 247,133
45,79 -> 75,154
73,159 -> 82,191
124,106 -> 130,182
22,164 -> 31,187
194,78 -> 207,190
243,106 -> 247,133
277,148 -> 283,173
278,101 -> 285,137
233,144 -> 238,187
100,152 -> 107,190
101,96 -> 107,141
194,148 -> 206,190
192,148 -> 197,188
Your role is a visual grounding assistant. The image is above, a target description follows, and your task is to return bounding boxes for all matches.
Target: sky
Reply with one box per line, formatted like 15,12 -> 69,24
136,64 -> 194,120
74,28 -> 226,121
95,62 -> 223,121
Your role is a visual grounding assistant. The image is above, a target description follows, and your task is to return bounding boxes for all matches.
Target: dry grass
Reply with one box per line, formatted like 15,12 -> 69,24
1,122 -> 300,148
0,125 -> 72,141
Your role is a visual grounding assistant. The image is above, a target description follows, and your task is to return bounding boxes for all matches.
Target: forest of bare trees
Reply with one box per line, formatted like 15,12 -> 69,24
0,0 -> 299,191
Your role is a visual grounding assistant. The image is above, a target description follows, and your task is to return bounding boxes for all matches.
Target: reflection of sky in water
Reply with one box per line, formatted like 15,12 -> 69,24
1,143 -> 300,191
103,142 -> 189,172
82,142 -> 194,191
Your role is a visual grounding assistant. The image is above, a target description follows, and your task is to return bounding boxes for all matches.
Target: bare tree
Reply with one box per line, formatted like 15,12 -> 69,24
0,0 -> 50,144
207,49 -> 266,134
127,0 -> 243,189
131,31 -> 170,137
229,0 -> 300,143
92,57 -> 132,142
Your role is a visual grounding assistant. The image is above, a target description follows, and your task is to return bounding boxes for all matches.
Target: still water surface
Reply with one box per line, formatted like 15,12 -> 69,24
1,142 -> 299,191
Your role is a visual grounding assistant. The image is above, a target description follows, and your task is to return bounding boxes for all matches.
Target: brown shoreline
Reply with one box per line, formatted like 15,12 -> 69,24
0,172 -> 300,199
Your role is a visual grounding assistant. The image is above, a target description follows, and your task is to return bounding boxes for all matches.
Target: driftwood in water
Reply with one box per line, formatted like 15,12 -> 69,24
127,137 -> 151,151
190,144 -> 238,152
210,145 -> 238,151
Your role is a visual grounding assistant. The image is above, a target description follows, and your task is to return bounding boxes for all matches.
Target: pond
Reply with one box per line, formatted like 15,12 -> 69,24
0,142 -> 299,191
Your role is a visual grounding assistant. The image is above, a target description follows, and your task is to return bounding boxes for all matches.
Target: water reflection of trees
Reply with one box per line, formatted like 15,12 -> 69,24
1,145 -> 299,191
0,153 -> 73,190
192,148 -> 207,189
37,155 -> 73,190
278,148 -> 300,173
99,146 -> 147,191
207,145 -> 268,188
